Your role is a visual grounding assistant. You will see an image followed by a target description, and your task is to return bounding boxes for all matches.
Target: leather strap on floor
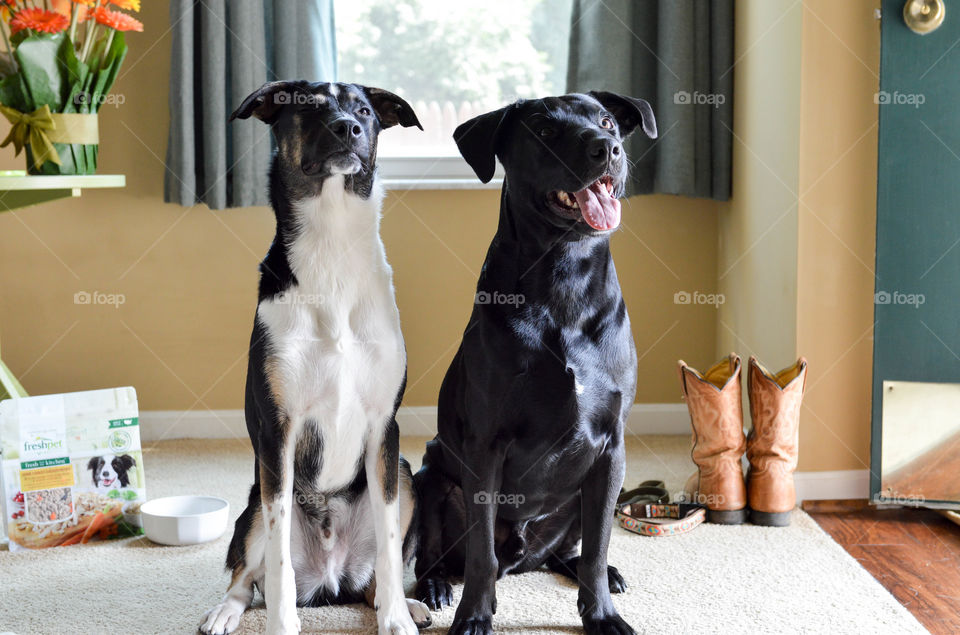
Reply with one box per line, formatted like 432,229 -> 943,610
616,502 -> 706,537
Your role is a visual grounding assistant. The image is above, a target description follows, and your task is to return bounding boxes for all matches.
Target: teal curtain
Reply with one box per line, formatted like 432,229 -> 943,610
567,0 -> 733,200
165,0 -> 337,209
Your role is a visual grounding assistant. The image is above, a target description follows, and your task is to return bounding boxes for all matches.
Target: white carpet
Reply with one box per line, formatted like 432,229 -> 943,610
0,436 -> 925,635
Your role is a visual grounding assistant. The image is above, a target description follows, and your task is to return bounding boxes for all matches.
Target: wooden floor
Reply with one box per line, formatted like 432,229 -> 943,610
882,431 -> 960,502
806,500 -> 960,635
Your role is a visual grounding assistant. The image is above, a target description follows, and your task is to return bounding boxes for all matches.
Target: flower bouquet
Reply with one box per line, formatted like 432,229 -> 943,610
0,0 -> 143,175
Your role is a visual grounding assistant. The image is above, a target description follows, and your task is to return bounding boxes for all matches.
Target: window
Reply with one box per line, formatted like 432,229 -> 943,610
334,0 -> 573,187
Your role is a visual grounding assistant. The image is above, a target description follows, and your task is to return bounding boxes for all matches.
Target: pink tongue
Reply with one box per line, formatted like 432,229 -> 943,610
573,181 -> 621,230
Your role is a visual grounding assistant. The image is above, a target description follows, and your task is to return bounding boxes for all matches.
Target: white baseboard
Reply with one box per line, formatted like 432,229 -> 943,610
140,408 -> 870,503
398,403 -> 690,437
625,403 -> 690,435
395,406 -> 440,437
140,410 -> 246,442
794,469 -> 870,502
140,403 -> 690,441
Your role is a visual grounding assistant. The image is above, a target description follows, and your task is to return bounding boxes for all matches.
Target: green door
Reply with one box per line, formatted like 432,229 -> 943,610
872,0 -> 960,505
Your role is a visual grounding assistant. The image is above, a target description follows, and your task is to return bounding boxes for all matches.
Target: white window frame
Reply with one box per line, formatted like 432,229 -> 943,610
378,155 -> 504,190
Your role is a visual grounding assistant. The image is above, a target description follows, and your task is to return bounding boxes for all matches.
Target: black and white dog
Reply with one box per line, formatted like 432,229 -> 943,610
200,81 -> 429,635
414,93 -> 656,635
87,454 -> 136,491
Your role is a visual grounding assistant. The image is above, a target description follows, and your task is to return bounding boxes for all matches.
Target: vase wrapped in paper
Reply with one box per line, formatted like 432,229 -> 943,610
0,1 -> 143,175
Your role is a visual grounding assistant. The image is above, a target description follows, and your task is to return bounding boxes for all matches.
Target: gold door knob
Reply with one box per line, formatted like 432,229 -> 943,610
903,0 -> 945,35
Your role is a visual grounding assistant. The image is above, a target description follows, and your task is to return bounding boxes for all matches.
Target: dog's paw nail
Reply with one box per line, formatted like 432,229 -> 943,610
608,565 -> 627,593
406,598 -> 433,629
582,613 -> 635,635
199,601 -> 245,635
449,615 -> 493,635
416,577 -> 453,611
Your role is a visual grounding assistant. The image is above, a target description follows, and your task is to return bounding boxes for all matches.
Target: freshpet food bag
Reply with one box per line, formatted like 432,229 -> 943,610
0,387 -> 146,551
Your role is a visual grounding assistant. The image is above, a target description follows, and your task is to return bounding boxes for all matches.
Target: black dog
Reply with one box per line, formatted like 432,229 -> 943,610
414,92 -> 656,635
200,81 -> 428,635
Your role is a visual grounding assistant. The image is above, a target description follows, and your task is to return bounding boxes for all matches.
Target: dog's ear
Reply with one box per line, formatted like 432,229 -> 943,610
230,81 -> 301,124
87,457 -> 102,485
114,454 -> 136,487
588,91 -> 657,139
454,105 -> 516,184
361,87 -> 423,130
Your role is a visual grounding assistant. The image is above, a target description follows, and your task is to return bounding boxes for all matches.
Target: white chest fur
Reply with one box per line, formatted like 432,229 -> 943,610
256,176 -> 405,491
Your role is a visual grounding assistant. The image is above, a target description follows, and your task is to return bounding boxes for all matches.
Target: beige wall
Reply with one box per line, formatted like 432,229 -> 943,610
0,0 -> 719,411
720,0 -> 880,472
717,0 -> 802,370
1,1 -> 880,473
796,0 -> 879,471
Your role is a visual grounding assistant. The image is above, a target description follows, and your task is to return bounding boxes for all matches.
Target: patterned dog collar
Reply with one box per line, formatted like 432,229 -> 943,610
616,502 -> 706,537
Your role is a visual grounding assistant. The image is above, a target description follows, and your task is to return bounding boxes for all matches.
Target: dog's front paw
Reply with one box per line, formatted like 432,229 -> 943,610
199,599 -> 245,635
265,605 -> 300,635
378,601 -> 420,635
415,576 -> 453,611
406,598 -> 432,629
448,615 -> 493,635
581,613 -> 635,635
607,565 -> 627,594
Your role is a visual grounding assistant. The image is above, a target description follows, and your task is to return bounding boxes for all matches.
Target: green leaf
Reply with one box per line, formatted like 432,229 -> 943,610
56,34 -> 89,114
90,32 -> 127,114
25,141 -> 95,176
0,73 -> 30,112
14,33 -> 70,111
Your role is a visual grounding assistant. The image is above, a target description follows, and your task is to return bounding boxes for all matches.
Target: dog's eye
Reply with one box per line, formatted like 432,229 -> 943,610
357,107 -> 372,117
538,126 -> 555,138
600,116 -> 615,130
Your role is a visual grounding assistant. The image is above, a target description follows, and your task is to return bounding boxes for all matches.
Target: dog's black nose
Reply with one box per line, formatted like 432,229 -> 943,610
588,136 -> 621,163
331,118 -> 362,139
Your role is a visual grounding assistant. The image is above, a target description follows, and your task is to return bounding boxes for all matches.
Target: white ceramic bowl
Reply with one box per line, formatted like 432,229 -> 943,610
140,495 -> 229,546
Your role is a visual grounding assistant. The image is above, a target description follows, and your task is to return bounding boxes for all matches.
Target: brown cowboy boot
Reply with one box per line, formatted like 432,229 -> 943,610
678,354 -> 748,524
746,356 -> 808,527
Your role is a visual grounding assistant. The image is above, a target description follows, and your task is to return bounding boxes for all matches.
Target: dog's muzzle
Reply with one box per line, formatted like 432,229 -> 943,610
302,151 -> 362,176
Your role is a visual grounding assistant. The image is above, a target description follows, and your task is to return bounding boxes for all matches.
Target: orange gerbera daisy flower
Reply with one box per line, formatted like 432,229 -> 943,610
89,6 -> 143,31
49,0 -> 90,22
10,8 -> 71,34
109,0 -> 140,11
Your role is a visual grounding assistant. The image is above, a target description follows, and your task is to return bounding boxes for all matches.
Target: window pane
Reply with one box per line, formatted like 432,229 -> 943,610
334,0 -> 573,157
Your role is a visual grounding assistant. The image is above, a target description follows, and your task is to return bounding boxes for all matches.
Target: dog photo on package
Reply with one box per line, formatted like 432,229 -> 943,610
1,387 -> 146,551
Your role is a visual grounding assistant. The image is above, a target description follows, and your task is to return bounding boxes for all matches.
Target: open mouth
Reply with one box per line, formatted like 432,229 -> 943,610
546,175 -> 621,231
